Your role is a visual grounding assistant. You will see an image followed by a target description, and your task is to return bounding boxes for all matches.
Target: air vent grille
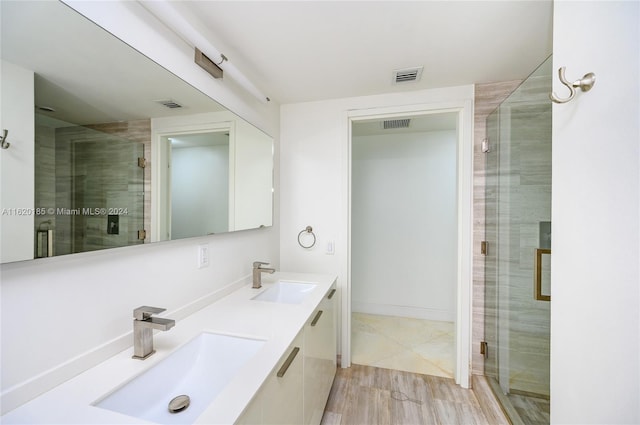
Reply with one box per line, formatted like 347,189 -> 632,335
393,67 -> 423,84
382,119 -> 411,130
154,99 -> 183,109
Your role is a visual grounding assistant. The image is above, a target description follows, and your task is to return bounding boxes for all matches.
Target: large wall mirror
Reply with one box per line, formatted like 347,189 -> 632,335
0,1 -> 274,264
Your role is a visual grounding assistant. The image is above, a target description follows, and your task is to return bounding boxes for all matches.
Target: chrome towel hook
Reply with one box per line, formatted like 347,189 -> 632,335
0,129 -> 9,149
550,67 -> 596,104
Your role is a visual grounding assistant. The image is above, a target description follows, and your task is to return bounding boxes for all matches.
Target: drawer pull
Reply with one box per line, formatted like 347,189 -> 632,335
277,347 -> 300,377
310,310 -> 323,326
328,289 -> 336,299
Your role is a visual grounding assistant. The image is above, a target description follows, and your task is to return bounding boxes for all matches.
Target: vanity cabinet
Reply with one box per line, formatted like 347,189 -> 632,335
262,331 -> 304,424
303,284 -> 337,425
236,331 -> 304,425
236,285 -> 337,425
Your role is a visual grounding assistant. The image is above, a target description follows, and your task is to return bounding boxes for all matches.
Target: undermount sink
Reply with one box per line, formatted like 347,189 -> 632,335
94,332 -> 265,424
252,280 -> 317,304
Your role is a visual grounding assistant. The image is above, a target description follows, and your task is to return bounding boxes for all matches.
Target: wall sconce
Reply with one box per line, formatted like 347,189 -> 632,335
194,48 -> 223,79
139,0 -> 270,103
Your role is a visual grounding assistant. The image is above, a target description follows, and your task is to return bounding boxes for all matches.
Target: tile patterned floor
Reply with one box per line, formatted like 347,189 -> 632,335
351,313 -> 454,379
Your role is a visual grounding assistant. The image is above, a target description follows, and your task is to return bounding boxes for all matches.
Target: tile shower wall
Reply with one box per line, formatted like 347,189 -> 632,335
472,81 -> 521,375
34,120 -> 150,256
85,121 -> 151,243
494,70 -> 552,397
483,58 -> 553,403
34,120 -> 57,257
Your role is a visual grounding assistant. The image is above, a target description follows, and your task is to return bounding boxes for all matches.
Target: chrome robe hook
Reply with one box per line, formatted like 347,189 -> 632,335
0,129 -> 9,149
550,67 -> 596,104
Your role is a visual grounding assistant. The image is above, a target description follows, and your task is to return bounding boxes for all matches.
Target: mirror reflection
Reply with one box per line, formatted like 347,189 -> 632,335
169,131 -> 230,239
0,1 -> 274,264
34,114 -> 147,257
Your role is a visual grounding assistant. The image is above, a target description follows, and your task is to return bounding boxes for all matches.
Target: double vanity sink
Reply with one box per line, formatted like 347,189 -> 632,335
1,273 -> 337,425
251,281 -> 317,304
96,332 -> 267,424
96,280 -> 318,423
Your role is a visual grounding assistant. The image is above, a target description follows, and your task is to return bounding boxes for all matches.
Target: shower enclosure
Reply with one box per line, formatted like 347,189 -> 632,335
34,114 -> 146,257
484,56 -> 552,425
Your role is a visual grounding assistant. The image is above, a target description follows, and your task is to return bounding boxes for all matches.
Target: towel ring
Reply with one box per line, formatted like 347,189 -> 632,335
298,226 -> 316,249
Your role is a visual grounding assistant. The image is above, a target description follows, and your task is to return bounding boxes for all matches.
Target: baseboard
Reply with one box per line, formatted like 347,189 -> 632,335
352,301 -> 454,322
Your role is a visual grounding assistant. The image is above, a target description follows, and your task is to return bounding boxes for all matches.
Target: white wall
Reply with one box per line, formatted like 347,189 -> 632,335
0,2 -> 279,414
171,144 -> 229,238
280,85 -> 472,275
60,1 -> 278,136
551,1 -> 639,423
151,111 -> 274,237
280,85 -> 474,370
351,130 -> 457,321
151,111 -> 235,241
0,61 -> 34,263
233,119 -> 274,231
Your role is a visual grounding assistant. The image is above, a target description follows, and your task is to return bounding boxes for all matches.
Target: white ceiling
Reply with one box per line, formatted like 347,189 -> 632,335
1,1 -> 226,125
178,1 -> 553,104
2,1 -> 553,124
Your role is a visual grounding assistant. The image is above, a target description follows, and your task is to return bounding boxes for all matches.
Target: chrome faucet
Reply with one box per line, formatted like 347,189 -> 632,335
252,261 -> 275,288
132,306 -> 175,360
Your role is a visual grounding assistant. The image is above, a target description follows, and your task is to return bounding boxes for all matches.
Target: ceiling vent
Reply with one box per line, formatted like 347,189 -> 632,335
154,99 -> 183,109
382,119 -> 411,130
393,67 -> 423,84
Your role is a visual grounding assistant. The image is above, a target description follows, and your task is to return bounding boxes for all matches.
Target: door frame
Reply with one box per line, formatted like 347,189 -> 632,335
151,120 -> 235,242
342,99 -> 474,388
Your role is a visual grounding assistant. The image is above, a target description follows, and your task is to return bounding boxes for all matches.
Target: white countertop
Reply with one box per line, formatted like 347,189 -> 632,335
1,272 -> 337,424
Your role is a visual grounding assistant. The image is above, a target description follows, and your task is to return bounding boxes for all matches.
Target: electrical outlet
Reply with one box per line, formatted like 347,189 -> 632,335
326,240 -> 335,255
197,244 -> 210,269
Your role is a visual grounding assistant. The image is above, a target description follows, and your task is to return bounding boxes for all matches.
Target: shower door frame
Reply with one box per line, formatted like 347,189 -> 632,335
484,55 -> 554,423
343,98 -> 474,388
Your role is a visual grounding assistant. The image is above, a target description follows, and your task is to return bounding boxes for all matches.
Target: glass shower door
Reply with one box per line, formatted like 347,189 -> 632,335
484,56 -> 552,425
34,118 -> 146,257
71,136 -> 145,253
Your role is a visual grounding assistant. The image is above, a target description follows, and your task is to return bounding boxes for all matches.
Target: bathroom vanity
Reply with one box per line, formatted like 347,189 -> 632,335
0,272 -> 337,424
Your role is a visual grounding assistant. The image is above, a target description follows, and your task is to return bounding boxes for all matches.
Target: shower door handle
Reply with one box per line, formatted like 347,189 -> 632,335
534,248 -> 551,301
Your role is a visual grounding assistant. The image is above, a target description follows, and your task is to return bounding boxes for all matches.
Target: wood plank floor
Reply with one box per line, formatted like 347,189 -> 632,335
321,364 -> 493,425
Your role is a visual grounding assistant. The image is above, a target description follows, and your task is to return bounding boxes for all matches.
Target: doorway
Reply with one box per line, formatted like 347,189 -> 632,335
350,114 -> 457,378
152,120 -> 233,242
165,131 -> 230,239
345,101 -> 474,387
